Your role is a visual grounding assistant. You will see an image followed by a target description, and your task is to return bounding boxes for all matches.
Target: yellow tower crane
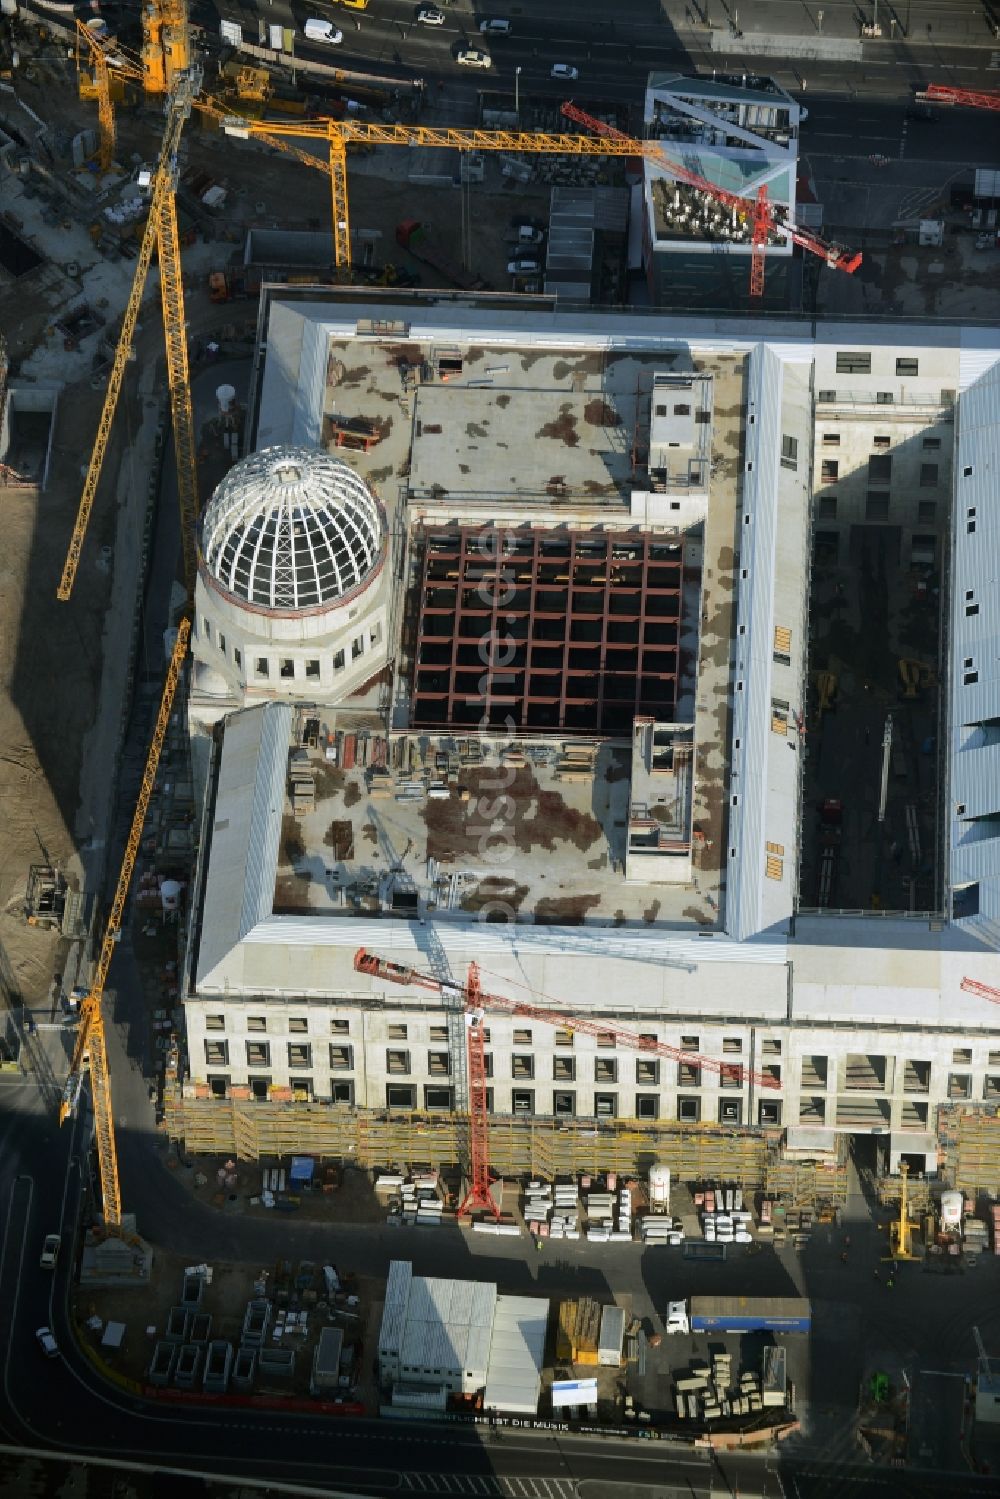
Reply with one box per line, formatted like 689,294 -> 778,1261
58,59 -> 203,601
883,1161 -> 920,1263
221,115 -> 647,270
141,0 -> 191,96
75,23 -> 337,188
59,618 -> 191,1234
75,22 -> 119,172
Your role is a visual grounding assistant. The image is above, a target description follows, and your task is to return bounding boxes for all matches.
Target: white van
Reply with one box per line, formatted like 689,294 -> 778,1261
304,18 -> 343,44
480,18 -> 511,34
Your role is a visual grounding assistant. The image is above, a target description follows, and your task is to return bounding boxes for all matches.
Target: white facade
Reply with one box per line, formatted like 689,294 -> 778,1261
191,445 -> 388,725
949,358 -> 1000,949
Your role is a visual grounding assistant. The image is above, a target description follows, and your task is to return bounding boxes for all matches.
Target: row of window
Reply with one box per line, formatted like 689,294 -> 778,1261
819,458 -> 939,486
821,432 -> 942,451
205,1023 -> 1000,1081
203,1039 -> 779,1086
832,352 -> 921,376
198,618 -> 380,680
203,1015 -> 784,1055
205,1070 -> 1000,1115
204,1074 -> 784,1125
817,494 -> 940,525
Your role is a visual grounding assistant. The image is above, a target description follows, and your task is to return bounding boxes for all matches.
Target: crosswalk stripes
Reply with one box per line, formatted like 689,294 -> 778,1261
399,1476 -> 578,1498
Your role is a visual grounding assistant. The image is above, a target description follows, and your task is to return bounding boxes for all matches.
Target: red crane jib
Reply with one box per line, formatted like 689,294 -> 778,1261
353,947 -> 781,1090
924,85 -> 1000,112
961,977 -> 1000,1004
560,100 -> 861,276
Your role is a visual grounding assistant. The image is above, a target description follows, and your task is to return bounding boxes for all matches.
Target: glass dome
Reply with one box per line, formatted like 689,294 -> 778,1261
200,445 -> 385,611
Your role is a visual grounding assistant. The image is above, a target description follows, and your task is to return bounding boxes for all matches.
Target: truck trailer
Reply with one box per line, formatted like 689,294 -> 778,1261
689,1296 -> 810,1335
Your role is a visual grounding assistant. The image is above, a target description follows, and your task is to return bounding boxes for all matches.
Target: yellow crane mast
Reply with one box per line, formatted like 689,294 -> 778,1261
224,116 -> 643,269
58,62 -> 202,602
75,22 -> 118,172
60,618 -> 191,1234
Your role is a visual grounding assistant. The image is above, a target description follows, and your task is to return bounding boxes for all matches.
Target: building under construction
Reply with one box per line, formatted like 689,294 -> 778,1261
168,288 -> 1000,1196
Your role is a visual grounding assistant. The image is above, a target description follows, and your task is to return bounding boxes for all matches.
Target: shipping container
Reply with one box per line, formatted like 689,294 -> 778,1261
762,1345 -> 787,1407
683,1240 -> 728,1262
598,1305 -> 625,1367
690,1296 -> 811,1335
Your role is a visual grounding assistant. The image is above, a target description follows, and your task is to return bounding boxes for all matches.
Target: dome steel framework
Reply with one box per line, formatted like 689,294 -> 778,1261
200,446 -> 385,612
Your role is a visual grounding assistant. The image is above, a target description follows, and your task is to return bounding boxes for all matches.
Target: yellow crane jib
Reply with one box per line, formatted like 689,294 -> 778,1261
57,67 -> 202,604
58,618 -> 191,1234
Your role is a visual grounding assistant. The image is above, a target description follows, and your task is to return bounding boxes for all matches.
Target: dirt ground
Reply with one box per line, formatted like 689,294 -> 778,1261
76,1230 -> 380,1407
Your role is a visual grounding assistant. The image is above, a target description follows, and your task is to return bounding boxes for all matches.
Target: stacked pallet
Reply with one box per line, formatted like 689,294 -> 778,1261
549,1181 -> 580,1241
524,1180 -> 552,1234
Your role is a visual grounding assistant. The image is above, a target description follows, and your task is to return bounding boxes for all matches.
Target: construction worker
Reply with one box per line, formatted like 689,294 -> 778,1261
887,1276 -> 895,1290
840,1250 -> 849,1265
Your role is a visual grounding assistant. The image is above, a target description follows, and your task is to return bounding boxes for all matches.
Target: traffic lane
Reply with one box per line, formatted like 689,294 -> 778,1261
802,98 -> 1000,154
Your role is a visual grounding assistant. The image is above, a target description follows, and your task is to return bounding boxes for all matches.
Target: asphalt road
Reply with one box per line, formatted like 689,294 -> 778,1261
196,0 -> 1000,105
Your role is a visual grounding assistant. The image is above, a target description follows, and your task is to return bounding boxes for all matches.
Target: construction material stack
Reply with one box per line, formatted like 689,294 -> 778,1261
550,1181 -> 580,1240
585,1186 -> 615,1241
556,1298 -> 602,1366
524,1180 -> 552,1236
289,750 -> 316,818
641,1213 -> 685,1247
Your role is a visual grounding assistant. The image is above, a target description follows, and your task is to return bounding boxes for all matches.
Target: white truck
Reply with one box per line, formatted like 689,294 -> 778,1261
666,1299 -> 690,1335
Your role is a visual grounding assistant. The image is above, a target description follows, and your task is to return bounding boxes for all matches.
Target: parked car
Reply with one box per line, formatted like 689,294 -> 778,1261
551,64 -> 579,81
39,1234 -> 61,1270
508,258 -> 542,275
416,4 -> 446,23
480,18 -> 511,34
457,47 -> 492,67
512,224 -> 545,246
36,1326 -> 59,1358
303,18 -> 343,44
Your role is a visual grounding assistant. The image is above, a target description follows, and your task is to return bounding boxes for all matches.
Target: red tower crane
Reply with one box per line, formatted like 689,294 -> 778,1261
354,947 -> 780,1221
921,85 -> 1000,112
961,977 -> 1000,1005
560,101 -> 862,296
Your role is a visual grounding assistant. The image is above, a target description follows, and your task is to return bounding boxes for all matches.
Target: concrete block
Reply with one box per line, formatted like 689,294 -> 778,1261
173,1344 -> 202,1388
232,1346 -> 256,1393
257,1346 -> 296,1381
189,1312 -> 212,1343
241,1297 -> 271,1349
202,1339 -> 233,1394
181,1273 -> 205,1308
165,1306 -> 192,1344
149,1342 -> 178,1387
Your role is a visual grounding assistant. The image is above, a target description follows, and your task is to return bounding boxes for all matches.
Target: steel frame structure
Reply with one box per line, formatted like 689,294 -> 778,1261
411,527 -> 683,735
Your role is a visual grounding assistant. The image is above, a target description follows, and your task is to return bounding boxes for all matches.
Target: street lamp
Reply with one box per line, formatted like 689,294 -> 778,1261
515,65 -> 521,120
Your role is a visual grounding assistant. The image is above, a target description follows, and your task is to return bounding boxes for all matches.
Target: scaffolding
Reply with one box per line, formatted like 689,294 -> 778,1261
164,1092 -> 769,1183
951,1109 -> 1000,1197
764,1152 -> 849,1210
